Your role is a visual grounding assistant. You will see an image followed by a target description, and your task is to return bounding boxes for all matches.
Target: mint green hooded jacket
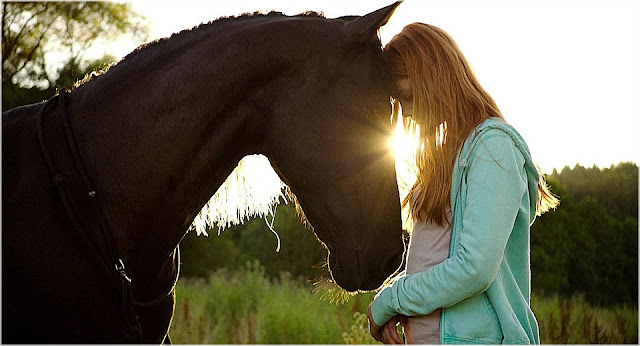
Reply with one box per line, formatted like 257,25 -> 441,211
371,118 -> 541,344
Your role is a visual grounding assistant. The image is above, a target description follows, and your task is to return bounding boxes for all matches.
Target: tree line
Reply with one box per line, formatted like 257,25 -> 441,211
2,2 -> 147,110
531,162 -> 637,307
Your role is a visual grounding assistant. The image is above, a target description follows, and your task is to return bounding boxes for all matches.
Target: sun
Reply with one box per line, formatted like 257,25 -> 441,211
390,116 -> 419,167
390,115 -> 419,195
389,116 -> 420,229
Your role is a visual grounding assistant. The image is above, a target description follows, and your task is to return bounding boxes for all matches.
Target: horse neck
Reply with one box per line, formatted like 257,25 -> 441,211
65,18 -> 287,288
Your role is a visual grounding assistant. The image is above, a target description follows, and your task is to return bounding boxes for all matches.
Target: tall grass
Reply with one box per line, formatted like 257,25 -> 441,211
169,264 -> 638,344
532,294 -> 638,344
169,261 -> 376,344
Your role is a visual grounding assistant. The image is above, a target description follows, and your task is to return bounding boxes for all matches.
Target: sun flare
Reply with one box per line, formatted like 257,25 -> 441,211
391,120 -> 419,164
390,116 -> 420,173
389,116 -> 419,228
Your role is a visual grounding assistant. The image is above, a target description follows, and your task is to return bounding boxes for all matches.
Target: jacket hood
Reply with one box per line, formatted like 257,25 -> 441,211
470,118 -> 540,224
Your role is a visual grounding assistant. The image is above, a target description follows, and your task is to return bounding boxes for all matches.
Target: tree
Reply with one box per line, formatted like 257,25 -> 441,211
532,162 -> 638,307
2,2 -> 148,90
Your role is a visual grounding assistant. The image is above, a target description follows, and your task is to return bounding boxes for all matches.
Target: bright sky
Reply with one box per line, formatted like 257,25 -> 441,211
94,0 -> 640,174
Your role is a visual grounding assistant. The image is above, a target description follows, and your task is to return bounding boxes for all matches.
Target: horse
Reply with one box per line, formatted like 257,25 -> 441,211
2,2 -> 404,343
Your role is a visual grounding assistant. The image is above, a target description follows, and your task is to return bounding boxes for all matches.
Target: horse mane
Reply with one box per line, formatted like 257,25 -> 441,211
190,154 -> 309,236
73,10 -> 325,89
120,10 -> 325,65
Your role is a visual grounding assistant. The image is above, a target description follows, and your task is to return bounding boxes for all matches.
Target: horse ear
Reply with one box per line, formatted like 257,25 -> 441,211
344,1 -> 403,43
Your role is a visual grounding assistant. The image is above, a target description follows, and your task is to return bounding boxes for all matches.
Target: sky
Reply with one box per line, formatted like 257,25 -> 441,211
88,0 -> 640,174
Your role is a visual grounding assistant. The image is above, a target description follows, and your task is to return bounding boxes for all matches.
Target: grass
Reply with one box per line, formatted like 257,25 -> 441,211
169,261 -> 377,344
533,294 -> 638,344
169,263 -> 638,344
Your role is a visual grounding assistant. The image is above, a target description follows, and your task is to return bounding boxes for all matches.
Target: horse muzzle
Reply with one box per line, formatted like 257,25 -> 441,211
327,241 -> 405,292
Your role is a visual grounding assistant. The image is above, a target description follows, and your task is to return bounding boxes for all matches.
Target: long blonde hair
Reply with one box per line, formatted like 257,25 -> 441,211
385,23 -> 557,226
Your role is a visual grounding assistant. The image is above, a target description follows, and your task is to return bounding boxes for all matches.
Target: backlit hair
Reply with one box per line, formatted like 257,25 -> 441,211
385,23 -> 557,226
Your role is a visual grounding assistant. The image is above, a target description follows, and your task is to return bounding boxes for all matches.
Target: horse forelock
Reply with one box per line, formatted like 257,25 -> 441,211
190,154 -> 309,236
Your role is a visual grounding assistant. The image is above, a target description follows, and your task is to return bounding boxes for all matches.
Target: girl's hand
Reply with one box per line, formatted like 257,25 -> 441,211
381,315 -> 407,344
368,305 -> 407,344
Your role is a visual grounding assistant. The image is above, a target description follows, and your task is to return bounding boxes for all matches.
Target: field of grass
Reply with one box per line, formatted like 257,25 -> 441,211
169,263 -> 638,344
533,294 -> 637,344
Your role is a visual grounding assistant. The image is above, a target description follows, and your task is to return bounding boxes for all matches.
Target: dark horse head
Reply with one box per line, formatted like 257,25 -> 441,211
261,5 -> 405,291
2,2 -> 404,343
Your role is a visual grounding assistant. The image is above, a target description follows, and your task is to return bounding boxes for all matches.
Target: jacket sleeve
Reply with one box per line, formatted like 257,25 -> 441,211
370,130 -> 527,326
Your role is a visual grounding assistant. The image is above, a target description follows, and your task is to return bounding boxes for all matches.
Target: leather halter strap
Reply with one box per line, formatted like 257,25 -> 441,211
36,89 -> 180,343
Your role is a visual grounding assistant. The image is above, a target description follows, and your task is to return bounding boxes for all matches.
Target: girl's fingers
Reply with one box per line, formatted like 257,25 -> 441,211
381,324 -> 393,344
383,320 -> 402,344
390,322 -> 403,344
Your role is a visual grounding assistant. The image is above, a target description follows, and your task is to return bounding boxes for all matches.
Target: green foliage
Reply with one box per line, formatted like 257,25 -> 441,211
1,82 -> 53,110
2,2 -> 149,110
2,2 -> 148,88
532,294 -> 638,344
553,162 -> 638,219
179,204 -> 327,282
531,162 -> 638,307
1,53 -> 118,110
169,266 -> 638,344
342,312 -> 379,344
54,53 -> 116,91
170,262 -> 376,344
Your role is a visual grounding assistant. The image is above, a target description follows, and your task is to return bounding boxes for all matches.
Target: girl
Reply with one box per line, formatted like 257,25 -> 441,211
367,23 -> 559,344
